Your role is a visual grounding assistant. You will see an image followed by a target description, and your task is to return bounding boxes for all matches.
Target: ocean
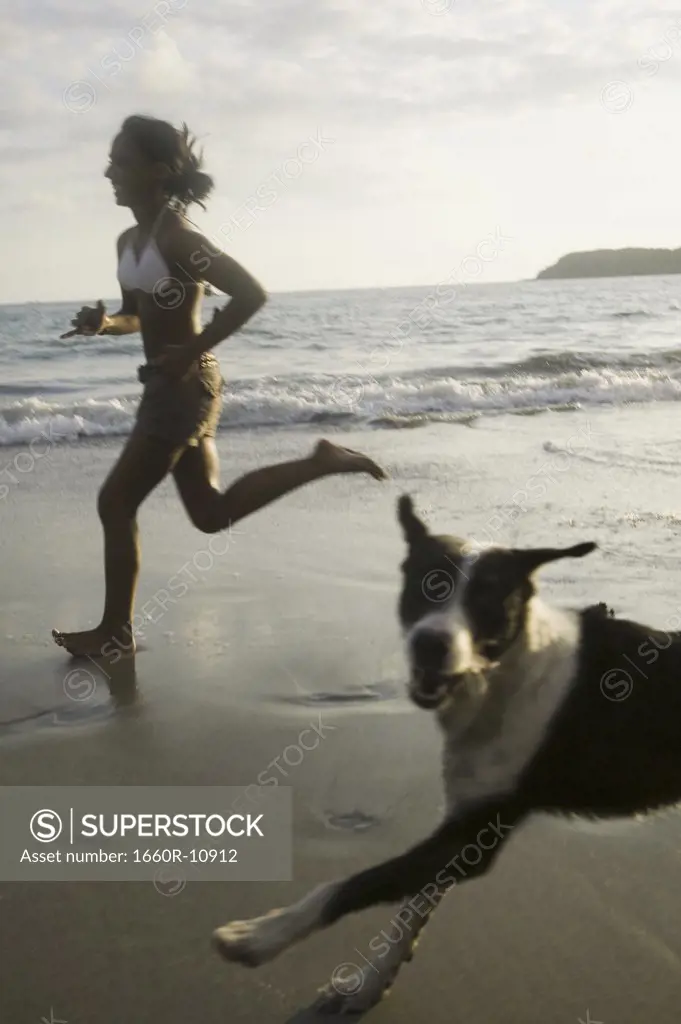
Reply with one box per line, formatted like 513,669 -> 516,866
2,274 -> 681,446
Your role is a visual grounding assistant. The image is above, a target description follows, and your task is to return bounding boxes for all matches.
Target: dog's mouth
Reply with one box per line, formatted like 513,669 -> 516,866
408,670 -> 468,710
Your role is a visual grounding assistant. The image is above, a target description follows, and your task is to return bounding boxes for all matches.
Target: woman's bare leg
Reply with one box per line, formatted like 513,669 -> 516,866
54,435 -> 385,655
172,438 -> 387,533
52,431 -> 182,657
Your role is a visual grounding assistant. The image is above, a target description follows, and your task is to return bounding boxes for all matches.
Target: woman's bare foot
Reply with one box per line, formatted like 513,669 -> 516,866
52,625 -> 135,658
313,440 -> 387,481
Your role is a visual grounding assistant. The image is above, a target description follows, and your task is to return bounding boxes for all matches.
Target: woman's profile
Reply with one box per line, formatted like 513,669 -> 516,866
53,114 -> 386,658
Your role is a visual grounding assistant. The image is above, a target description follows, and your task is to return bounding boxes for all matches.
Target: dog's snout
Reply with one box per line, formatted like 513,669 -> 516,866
412,630 -> 450,672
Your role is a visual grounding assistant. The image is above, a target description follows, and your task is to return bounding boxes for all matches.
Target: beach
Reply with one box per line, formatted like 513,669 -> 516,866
8,0 -> 681,1011
2,405 -> 681,1022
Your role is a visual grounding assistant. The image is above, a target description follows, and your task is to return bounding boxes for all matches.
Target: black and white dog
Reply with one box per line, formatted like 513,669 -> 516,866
213,495 -> 681,1014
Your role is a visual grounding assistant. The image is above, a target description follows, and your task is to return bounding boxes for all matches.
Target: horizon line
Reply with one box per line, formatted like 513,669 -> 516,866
0,276 -> 534,307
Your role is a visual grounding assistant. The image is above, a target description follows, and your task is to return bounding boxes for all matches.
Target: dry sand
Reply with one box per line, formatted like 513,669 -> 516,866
2,407 -> 681,1022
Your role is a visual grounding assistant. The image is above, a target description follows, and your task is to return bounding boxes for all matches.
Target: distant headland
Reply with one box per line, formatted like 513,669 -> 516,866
537,248 -> 681,280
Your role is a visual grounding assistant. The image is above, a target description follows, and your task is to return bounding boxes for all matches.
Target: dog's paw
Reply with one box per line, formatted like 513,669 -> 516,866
212,909 -> 291,967
312,963 -> 393,1016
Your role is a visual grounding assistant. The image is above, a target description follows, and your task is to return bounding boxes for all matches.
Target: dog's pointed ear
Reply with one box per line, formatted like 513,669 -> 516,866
513,541 -> 597,576
397,495 -> 429,546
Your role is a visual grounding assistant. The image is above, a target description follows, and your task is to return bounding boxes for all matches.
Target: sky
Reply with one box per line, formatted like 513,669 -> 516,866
1,0 -> 681,303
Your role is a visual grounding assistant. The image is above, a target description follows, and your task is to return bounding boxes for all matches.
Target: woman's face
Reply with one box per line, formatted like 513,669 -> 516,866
104,133 -> 167,208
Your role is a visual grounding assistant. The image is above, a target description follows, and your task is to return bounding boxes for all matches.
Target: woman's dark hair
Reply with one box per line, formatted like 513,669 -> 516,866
120,114 -> 214,209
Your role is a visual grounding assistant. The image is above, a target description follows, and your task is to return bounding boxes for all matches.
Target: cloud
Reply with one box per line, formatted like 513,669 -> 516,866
2,0 -> 681,300
130,30 -> 197,94
0,2 -> 651,114
4,0 -> 674,157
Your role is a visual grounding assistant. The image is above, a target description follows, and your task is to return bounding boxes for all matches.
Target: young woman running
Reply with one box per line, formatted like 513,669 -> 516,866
52,115 -> 385,658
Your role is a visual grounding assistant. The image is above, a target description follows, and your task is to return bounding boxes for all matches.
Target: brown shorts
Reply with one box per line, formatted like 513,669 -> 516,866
135,353 -> 224,448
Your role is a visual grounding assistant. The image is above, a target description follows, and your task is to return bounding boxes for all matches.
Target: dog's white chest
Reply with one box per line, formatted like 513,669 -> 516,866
438,602 -> 579,812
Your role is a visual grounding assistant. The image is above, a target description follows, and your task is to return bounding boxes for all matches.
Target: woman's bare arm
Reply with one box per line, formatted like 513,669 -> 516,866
60,232 -> 140,337
171,229 -> 267,357
99,289 -> 140,335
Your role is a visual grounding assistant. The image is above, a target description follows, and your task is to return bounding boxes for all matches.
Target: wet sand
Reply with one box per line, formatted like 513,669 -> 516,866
2,407 -> 681,1022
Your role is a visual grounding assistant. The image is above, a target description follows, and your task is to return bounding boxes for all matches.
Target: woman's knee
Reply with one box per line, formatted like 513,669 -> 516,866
187,504 -> 222,534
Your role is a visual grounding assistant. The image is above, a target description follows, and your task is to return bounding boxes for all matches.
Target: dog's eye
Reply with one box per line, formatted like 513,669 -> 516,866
472,578 -> 497,596
468,578 -> 503,606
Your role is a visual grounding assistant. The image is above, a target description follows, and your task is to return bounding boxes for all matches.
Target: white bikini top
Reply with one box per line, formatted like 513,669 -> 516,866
117,203 -> 172,293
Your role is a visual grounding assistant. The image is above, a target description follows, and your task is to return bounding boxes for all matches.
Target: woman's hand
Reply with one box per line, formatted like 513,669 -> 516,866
60,300 -> 107,338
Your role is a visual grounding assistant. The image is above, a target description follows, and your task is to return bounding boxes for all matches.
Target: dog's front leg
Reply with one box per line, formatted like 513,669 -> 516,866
213,794 -> 524,975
